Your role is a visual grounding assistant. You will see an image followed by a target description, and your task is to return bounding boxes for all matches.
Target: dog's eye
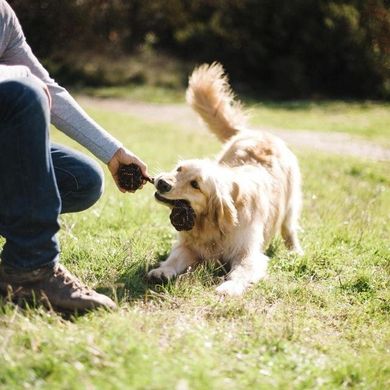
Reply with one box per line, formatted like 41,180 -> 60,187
176,166 -> 182,172
190,180 -> 200,190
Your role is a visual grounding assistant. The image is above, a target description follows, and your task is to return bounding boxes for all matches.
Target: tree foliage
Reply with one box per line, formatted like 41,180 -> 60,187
8,0 -> 390,98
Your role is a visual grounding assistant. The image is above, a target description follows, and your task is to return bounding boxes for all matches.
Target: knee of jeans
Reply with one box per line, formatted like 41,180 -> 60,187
2,79 -> 48,110
80,162 -> 104,208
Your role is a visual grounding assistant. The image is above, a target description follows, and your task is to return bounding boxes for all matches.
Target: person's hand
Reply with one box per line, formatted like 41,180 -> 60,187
108,147 -> 150,193
31,74 -> 52,108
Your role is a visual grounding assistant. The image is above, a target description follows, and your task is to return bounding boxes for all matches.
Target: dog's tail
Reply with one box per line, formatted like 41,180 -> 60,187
186,62 -> 247,143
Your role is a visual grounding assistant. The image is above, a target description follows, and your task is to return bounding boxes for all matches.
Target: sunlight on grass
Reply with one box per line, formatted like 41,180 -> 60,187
249,100 -> 390,146
78,85 -> 390,146
1,105 -> 389,389
78,85 -> 185,104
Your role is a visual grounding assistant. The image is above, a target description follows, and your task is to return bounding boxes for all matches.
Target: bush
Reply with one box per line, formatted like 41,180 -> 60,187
8,0 -> 390,98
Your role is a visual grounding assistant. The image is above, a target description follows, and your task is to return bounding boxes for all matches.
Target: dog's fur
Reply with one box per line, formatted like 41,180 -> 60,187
148,63 -> 303,296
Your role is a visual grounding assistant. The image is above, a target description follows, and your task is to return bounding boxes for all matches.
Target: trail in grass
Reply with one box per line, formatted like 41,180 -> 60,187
77,96 -> 390,161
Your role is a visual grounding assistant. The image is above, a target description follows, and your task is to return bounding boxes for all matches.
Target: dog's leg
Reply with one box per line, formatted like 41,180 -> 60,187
281,209 -> 304,255
281,224 -> 303,255
216,252 -> 268,296
282,167 -> 304,255
148,244 -> 198,281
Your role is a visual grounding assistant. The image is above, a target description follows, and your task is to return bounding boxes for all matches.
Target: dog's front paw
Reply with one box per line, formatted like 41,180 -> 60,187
215,280 -> 246,296
147,266 -> 177,281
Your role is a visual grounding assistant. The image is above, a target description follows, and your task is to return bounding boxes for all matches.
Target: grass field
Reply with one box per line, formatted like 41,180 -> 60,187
81,85 -> 390,146
250,101 -> 390,147
1,103 -> 389,389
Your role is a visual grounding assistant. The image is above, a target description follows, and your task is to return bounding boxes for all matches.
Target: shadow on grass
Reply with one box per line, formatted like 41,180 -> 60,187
265,242 -> 280,258
96,251 -> 171,301
97,238 -> 285,303
97,251 -> 235,302
0,294 -> 96,321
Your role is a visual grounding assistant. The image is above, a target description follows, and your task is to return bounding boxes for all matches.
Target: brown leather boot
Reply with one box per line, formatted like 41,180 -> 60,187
0,263 -> 116,312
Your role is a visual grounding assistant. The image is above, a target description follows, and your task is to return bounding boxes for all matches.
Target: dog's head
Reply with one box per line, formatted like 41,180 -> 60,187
154,159 -> 238,233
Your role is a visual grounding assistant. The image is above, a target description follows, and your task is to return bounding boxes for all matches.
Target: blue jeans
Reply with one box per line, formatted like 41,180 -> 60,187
0,78 -> 104,270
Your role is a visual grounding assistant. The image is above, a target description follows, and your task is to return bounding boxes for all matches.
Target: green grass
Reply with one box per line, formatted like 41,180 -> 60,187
1,105 -> 389,389
249,100 -> 390,147
79,85 -> 390,146
80,85 -> 185,104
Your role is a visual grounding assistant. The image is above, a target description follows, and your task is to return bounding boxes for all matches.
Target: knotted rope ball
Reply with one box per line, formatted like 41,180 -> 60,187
118,163 -> 151,191
169,200 -> 196,231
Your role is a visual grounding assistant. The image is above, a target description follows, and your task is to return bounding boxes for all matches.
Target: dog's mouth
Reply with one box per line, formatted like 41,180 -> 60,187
154,192 -> 177,206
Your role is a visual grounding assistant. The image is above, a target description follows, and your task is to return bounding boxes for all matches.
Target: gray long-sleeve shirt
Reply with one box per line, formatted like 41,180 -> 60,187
0,0 -> 122,163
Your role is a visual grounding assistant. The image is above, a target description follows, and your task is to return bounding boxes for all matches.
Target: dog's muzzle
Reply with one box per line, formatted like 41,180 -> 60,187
156,179 -> 172,193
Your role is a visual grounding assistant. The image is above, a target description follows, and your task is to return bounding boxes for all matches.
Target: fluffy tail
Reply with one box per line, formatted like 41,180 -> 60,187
186,62 -> 247,142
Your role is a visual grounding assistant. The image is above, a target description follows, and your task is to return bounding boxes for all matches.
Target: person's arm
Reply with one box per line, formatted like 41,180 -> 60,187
1,1 -> 149,186
2,8 -> 121,164
0,64 -> 30,80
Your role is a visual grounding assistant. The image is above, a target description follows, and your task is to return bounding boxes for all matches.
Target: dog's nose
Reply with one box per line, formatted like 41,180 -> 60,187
157,179 -> 172,193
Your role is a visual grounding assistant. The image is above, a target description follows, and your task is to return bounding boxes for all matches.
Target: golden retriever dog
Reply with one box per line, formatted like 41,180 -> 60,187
148,62 -> 303,296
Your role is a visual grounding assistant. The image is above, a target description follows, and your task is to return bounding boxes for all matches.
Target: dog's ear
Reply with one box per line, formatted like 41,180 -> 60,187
208,183 -> 238,234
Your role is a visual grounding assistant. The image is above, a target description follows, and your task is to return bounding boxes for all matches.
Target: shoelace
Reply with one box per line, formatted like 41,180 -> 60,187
53,265 -> 91,294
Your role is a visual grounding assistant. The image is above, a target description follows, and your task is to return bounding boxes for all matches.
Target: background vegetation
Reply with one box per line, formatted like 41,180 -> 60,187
8,0 -> 390,99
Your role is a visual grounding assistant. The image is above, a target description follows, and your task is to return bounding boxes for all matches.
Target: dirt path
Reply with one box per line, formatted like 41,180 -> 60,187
78,96 -> 390,162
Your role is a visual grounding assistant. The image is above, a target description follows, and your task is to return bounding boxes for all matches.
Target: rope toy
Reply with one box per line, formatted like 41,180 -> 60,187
119,164 -> 196,231
169,200 -> 196,231
118,164 -> 153,191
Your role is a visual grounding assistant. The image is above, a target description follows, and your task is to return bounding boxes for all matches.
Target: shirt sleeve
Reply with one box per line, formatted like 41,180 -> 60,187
0,64 -> 31,81
1,2 -> 122,163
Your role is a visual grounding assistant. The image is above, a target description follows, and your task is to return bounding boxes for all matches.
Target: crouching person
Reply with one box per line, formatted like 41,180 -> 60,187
0,0 -> 149,312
